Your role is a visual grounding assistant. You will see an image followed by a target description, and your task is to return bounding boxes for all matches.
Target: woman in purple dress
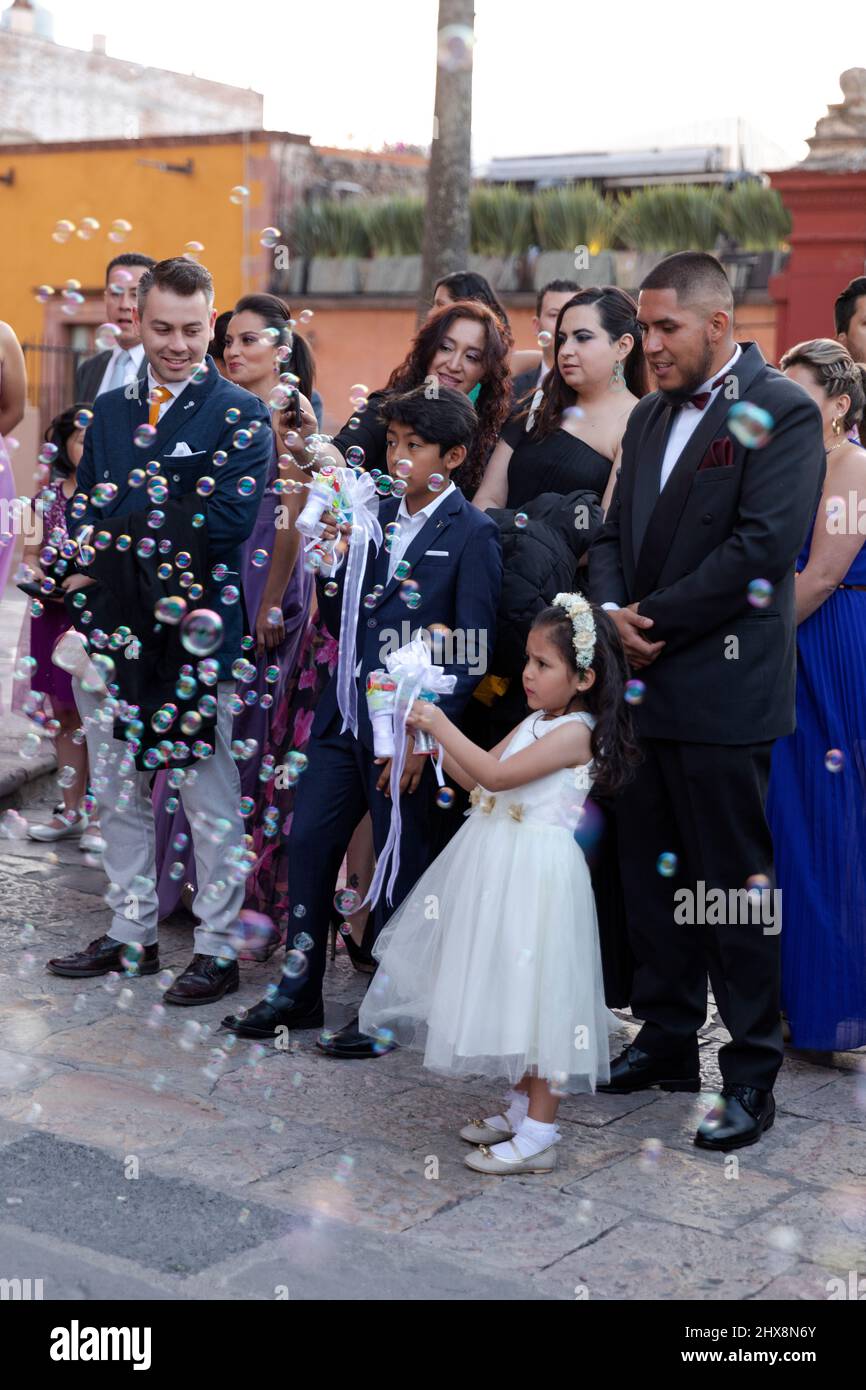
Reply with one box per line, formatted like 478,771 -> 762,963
13,407 -> 103,845
0,322 -> 27,596
152,296 -> 314,950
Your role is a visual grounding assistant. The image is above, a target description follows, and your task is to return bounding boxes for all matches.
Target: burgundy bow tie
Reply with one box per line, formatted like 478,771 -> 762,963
689,373 -> 730,410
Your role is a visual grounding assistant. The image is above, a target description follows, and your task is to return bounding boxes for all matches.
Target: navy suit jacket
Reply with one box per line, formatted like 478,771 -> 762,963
68,355 -> 272,678
314,487 -> 503,751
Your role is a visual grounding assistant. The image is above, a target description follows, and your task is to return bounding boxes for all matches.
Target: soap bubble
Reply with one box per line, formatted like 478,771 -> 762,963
73,407 -> 94,430
536,330 -> 553,348
747,578 -> 773,609
94,323 -> 121,352
52,219 -> 76,243
195,476 -> 215,496
726,401 -> 774,449
155,595 -> 187,625
514,512 -> 528,530
282,950 -> 308,979
345,445 -> 366,467
259,226 -> 281,248
35,285 -> 54,303
225,407 -> 241,425
437,22 -> 475,71
229,185 -> 250,204
236,475 -> 257,495
134,423 -> 157,449
824,749 -> 845,773
233,429 -> 252,450
624,679 -> 646,706
77,216 -> 100,240
298,309 -> 314,324
184,240 -> 204,257
656,851 -> 678,878
427,472 -> 445,492
108,218 -> 133,243
435,786 -> 455,810
180,609 -> 223,656
334,887 -> 361,916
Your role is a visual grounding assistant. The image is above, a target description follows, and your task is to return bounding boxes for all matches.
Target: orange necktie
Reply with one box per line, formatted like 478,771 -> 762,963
148,386 -> 172,428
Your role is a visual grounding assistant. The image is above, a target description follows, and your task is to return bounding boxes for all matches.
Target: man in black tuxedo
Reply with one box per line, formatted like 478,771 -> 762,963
589,252 -> 825,1150
74,253 -> 155,403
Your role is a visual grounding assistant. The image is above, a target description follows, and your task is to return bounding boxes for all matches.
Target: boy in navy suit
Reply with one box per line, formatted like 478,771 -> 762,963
224,386 -> 502,1056
47,257 -> 272,1006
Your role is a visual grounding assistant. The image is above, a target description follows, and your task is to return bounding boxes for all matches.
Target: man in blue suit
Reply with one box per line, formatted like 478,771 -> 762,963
47,257 -> 272,1007
224,386 -> 503,1055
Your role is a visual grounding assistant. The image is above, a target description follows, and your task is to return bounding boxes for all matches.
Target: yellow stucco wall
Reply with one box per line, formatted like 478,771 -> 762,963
1,137 -> 275,346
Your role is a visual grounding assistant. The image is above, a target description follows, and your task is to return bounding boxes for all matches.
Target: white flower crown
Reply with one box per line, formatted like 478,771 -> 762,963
552,592 -> 596,670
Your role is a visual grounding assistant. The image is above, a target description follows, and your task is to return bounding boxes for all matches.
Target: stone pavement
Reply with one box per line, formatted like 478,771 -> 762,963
2,767 -> 865,1302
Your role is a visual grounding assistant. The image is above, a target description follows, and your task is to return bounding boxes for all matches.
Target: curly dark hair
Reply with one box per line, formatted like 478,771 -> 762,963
386,300 -> 513,497
529,286 -> 649,442
530,602 -> 642,798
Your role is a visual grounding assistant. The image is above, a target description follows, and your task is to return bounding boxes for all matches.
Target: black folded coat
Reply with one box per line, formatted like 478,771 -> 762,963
64,494 -> 222,771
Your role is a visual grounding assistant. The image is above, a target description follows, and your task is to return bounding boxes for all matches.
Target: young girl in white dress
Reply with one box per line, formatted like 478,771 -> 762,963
359,594 -> 640,1175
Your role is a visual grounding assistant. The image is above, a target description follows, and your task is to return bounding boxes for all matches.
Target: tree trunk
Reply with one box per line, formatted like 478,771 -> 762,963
417,0 -> 475,322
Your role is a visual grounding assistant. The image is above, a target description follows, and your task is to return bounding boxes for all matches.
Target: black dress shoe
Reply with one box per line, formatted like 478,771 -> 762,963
221,994 -> 324,1038
316,1015 -> 396,1059
597,1043 -> 701,1094
694,1084 -> 775,1151
47,934 -> 160,979
163,954 -> 239,1006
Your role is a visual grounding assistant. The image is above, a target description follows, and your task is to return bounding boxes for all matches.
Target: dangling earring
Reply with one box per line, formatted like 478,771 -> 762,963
610,360 -> 626,391
833,414 -> 844,436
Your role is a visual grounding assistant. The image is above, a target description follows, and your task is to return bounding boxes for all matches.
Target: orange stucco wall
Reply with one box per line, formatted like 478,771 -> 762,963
0,137 -> 276,350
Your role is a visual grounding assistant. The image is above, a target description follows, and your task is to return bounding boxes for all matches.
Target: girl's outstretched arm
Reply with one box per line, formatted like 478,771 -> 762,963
440,724 -> 523,791
409,704 -> 591,793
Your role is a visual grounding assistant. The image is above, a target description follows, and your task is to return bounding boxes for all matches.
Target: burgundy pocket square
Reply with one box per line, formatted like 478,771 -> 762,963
698,438 -> 735,471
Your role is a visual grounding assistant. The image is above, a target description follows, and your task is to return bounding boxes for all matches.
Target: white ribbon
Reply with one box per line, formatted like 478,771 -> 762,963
364,634 -> 456,909
331,469 -> 382,737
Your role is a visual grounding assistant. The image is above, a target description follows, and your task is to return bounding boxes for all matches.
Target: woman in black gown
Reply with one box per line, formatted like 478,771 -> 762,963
473,286 -> 647,513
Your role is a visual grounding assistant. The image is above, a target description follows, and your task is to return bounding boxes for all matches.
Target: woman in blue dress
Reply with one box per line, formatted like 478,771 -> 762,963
768,339 -> 866,1051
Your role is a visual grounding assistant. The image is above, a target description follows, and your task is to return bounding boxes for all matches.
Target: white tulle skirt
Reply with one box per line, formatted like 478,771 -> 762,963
359,812 -> 617,1092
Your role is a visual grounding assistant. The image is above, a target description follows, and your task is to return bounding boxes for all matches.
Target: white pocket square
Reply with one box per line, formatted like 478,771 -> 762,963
165,442 -> 194,456
427,549 -> 450,557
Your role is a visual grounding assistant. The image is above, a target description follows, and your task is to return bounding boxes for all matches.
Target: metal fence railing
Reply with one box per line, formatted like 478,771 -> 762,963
21,341 -> 92,437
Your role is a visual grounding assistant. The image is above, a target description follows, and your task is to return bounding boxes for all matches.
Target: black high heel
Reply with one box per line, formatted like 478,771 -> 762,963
329,914 -> 376,973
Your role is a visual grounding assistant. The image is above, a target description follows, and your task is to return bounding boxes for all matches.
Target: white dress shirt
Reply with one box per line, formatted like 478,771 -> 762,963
96,342 -> 145,397
658,344 -> 741,491
146,365 -> 191,421
601,345 -> 742,609
386,480 -> 456,582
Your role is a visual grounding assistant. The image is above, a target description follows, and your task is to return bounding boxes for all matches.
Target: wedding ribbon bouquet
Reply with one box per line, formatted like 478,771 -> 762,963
364,634 -> 456,908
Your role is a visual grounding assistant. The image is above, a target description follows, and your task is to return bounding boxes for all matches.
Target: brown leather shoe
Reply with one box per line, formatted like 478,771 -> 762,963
46,934 -> 159,979
163,954 -> 239,1006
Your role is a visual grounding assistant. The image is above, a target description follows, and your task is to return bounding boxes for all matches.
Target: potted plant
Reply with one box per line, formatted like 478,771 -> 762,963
360,196 -> 425,293
531,183 -> 615,288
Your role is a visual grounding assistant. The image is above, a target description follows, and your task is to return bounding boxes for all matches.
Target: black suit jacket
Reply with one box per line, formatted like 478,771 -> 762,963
74,349 -> 147,405
588,342 -> 825,745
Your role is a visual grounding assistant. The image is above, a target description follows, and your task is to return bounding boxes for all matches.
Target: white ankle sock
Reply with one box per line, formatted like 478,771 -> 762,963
492,1115 -> 561,1160
484,1089 -> 528,1132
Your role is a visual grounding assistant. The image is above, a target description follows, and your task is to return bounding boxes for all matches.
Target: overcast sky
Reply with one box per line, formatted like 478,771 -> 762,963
42,0 -> 862,169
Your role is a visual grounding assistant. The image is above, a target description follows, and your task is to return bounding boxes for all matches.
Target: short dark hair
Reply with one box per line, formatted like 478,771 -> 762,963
105,252 -> 156,283
834,276 -> 866,336
137,257 -> 214,314
433,271 -> 510,328
640,251 -> 733,313
378,385 -> 477,457
535,278 -> 579,317
208,310 -> 233,363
